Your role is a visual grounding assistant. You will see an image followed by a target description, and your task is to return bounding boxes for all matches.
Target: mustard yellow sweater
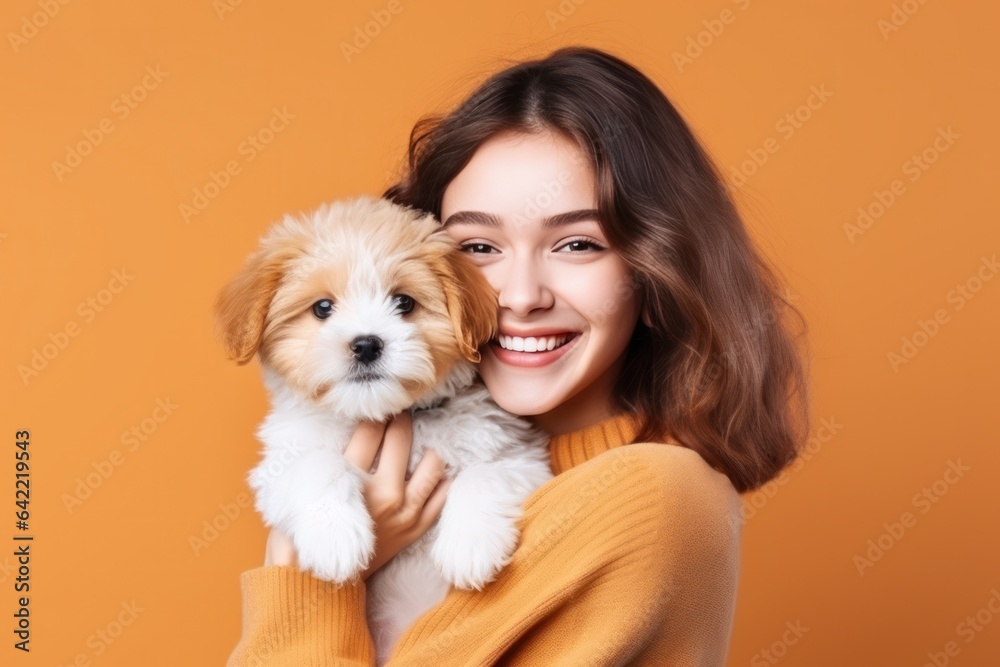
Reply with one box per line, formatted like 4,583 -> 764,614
226,412 -> 743,666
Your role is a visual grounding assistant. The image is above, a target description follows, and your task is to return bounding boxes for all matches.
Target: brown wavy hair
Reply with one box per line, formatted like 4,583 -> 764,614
382,46 -> 811,494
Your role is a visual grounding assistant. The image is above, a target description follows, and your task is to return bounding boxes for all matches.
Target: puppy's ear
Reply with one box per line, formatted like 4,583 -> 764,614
440,249 -> 498,363
213,234 -> 301,366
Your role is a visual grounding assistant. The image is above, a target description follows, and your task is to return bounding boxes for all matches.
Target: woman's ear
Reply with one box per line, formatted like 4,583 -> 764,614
440,250 -> 498,363
213,238 -> 299,366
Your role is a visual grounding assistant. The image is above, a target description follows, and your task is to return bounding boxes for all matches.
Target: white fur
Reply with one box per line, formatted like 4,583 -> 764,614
242,200 -> 553,663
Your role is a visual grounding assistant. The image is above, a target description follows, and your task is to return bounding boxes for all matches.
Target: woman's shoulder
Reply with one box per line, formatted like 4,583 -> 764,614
522,438 -> 742,599
625,442 -> 742,515
627,440 -> 739,499
581,440 -> 743,544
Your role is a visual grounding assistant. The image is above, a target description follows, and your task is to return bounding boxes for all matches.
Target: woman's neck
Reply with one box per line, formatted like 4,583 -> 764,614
527,354 -> 625,437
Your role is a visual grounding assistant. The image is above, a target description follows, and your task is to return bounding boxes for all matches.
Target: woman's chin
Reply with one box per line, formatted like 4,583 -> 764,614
478,340 -> 588,418
478,369 -> 569,419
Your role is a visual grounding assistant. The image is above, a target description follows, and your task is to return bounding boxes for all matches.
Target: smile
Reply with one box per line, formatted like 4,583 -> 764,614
496,333 -> 574,352
489,332 -> 581,368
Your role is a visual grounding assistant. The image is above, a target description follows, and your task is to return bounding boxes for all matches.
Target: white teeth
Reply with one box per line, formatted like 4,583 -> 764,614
497,333 -> 572,352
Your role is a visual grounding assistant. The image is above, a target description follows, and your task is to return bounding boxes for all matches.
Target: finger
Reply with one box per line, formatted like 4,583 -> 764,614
373,411 -> 412,484
403,448 -> 446,511
264,526 -> 297,568
413,475 -> 453,532
344,419 -> 388,472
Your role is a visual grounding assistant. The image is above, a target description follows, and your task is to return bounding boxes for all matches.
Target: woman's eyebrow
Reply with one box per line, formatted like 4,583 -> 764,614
442,208 -> 600,229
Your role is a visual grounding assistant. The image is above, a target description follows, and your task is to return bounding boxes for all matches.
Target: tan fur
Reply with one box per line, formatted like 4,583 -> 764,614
432,249 -> 499,363
213,197 -> 498,401
213,231 -> 309,366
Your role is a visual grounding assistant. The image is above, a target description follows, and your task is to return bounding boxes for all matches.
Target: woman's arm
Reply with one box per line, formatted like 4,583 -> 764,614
228,440 -> 741,666
227,565 -> 375,666
382,442 -> 743,666
227,413 -> 451,666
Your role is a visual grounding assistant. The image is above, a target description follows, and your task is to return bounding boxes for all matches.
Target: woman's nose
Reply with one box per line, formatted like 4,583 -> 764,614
495,255 -> 554,317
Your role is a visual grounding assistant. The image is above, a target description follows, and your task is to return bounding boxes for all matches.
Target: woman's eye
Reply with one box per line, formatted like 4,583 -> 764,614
459,242 -> 498,254
557,239 -> 606,253
458,239 -> 603,254
393,294 -> 416,314
312,299 -> 334,320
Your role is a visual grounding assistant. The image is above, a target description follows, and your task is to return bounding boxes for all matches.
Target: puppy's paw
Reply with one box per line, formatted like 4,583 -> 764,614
431,516 -> 519,591
293,494 -> 375,584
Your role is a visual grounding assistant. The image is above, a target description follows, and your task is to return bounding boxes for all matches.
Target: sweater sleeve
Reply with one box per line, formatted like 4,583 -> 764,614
385,442 -> 742,666
226,565 -> 376,666
226,441 -> 741,666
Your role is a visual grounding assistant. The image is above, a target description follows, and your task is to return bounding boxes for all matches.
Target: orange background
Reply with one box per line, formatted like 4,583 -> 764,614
3,0 -> 998,665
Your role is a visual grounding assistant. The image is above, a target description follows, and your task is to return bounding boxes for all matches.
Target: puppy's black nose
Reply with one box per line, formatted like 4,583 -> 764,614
350,335 -> 383,364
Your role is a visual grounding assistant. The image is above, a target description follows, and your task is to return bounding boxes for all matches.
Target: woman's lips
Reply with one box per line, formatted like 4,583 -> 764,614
488,332 -> 581,368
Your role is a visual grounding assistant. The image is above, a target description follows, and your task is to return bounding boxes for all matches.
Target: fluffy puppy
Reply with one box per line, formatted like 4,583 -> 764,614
214,195 -> 553,663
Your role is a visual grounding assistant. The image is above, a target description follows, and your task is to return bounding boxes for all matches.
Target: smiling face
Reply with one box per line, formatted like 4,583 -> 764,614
441,129 -> 643,436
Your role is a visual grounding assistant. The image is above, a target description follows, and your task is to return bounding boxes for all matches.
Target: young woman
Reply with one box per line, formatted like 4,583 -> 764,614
228,46 -> 809,666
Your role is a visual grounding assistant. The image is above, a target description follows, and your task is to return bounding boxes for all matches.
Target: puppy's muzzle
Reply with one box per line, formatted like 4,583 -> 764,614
351,335 -> 384,365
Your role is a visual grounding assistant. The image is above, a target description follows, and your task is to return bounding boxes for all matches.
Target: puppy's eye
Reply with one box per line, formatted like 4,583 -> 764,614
312,299 -> 334,320
393,294 -> 415,314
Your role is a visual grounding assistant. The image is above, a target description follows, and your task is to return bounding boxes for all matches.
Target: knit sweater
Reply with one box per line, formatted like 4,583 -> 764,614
226,412 -> 743,666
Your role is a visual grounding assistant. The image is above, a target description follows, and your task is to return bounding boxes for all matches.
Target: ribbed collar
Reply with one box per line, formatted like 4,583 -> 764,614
546,411 -> 644,476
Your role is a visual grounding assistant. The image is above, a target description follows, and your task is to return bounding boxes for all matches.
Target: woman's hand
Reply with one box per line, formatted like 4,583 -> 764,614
263,410 -> 453,583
